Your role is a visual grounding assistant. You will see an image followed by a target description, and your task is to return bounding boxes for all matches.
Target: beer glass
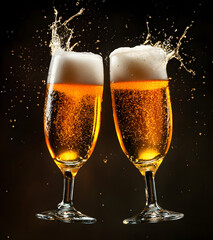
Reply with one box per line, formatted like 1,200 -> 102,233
36,50 -> 103,223
110,46 -> 184,223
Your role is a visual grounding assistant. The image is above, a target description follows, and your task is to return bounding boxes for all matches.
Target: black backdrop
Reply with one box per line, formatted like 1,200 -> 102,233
0,0 -> 211,239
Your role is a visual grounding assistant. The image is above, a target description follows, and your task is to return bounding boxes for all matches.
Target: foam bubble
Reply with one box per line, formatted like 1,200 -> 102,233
47,49 -> 104,85
110,45 -> 168,82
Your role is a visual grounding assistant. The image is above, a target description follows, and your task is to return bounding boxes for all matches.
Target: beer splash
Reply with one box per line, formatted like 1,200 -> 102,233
143,22 -> 195,76
50,8 -> 85,54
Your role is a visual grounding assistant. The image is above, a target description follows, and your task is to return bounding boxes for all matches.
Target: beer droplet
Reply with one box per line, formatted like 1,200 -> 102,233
103,159 -> 108,163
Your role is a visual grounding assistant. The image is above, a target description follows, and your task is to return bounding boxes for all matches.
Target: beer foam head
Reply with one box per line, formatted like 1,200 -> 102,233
109,45 -> 168,82
48,49 -> 104,85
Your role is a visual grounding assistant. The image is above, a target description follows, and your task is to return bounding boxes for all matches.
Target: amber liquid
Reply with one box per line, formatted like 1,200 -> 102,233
111,80 -> 172,175
44,83 -> 103,175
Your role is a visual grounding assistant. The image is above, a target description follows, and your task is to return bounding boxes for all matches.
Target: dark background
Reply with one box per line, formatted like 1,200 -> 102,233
0,0 -> 211,239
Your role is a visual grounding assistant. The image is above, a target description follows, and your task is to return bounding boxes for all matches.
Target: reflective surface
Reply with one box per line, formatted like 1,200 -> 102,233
36,203 -> 96,224
123,207 -> 184,224
123,171 -> 184,224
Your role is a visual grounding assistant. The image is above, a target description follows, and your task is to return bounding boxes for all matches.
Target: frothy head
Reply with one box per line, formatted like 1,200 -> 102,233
109,45 -> 168,82
48,49 -> 104,85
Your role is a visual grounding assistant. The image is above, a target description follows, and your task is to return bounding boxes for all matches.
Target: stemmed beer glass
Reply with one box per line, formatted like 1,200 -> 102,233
36,50 -> 103,223
110,45 -> 184,223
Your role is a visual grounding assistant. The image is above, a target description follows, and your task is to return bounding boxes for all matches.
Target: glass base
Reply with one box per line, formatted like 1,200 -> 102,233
36,203 -> 96,224
123,204 -> 184,224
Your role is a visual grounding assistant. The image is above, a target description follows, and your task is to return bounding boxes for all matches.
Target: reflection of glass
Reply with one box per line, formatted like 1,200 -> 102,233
36,51 -> 103,223
110,46 -> 184,223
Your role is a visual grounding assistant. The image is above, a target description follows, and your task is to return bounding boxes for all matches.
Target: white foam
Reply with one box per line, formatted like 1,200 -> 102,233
109,45 -> 168,82
47,49 -> 104,85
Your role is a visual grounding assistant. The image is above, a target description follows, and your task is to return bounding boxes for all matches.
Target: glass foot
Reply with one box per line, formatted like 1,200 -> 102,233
36,203 -> 96,224
123,205 -> 184,224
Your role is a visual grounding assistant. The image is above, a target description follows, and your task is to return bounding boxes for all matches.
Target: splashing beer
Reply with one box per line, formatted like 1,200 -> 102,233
36,9 -> 104,223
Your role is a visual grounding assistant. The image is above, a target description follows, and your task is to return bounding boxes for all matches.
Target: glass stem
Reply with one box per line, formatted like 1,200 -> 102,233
144,170 -> 158,208
63,171 -> 75,207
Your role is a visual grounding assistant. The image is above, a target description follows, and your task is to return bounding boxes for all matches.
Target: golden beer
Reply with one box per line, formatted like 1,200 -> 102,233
111,80 -> 172,175
44,83 -> 103,176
